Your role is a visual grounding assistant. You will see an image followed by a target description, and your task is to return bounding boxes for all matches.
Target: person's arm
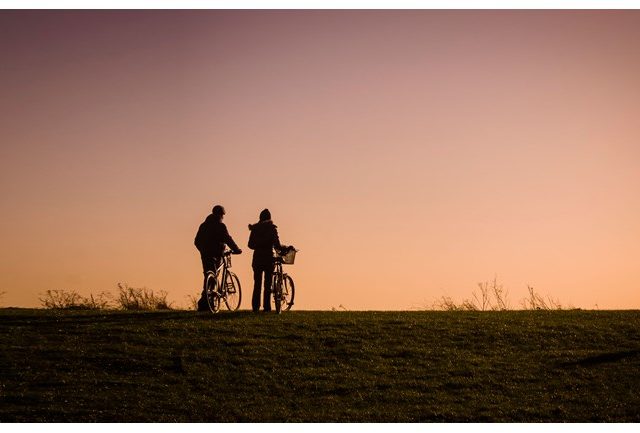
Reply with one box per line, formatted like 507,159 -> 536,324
222,224 -> 242,253
273,226 -> 282,251
194,222 -> 206,252
248,225 -> 256,250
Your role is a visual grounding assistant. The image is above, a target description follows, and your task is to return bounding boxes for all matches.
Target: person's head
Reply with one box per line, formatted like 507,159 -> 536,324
212,205 -> 225,220
259,208 -> 271,222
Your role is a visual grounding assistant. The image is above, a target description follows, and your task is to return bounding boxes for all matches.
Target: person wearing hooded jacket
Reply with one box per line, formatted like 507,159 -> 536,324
248,208 -> 282,312
194,204 -> 242,311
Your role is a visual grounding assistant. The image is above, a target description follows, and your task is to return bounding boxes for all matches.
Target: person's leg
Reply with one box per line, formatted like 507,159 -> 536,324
263,264 -> 274,312
212,257 -> 221,273
252,266 -> 263,312
198,256 -> 216,311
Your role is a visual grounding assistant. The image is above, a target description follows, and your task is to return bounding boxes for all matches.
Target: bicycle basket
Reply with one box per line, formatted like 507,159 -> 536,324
281,248 -> 297,264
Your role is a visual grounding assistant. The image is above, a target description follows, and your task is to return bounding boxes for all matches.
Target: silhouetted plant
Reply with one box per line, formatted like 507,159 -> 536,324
39,285 -> 175,311
434,296 -> 474,311
186,294 -> 199,311
435,276 -> 512,311
473,281 -> 491,311
83,292 -> 114,309
521,285 -> 562,310
461,299 -> 479,311
491,278 -> 510,311
437,282 -> 564,311
116,283 -> 172,310
39,289 -> 113,310
0,290 -> 6,306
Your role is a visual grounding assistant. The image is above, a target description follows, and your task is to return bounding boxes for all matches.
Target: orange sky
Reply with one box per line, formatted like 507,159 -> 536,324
1,10 -> 639,310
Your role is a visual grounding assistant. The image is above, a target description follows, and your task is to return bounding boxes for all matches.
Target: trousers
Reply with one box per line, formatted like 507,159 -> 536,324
252,263 -> 274,312
197,255 -> 221,311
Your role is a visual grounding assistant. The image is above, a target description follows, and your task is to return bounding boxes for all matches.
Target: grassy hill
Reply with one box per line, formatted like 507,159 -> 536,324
1,309 -> 639,422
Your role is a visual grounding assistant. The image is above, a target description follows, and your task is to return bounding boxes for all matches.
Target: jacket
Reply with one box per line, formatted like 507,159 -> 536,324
248,220 -> 281,267
194,214 -> 240,257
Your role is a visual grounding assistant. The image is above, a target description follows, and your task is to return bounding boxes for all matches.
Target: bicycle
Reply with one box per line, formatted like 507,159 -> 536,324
271,246 -> 297,314
204,249 -> 242,313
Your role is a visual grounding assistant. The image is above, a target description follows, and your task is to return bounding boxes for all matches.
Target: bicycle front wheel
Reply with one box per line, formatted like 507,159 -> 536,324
224,272 -> 242,311
271,272 -> 282,314
205,272 -> 221,313
281,274 -> 295,311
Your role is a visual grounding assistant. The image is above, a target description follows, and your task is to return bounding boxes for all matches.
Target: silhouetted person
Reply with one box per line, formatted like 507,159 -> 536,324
248,209 -> 282,312
194,204 -> 241,311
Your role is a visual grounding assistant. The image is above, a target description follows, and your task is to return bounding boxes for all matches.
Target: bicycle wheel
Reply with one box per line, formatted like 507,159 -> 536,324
205,272 -> 221,313
272,273 -> 282,314
281,274 -> 295,311
224,272 -> 242,311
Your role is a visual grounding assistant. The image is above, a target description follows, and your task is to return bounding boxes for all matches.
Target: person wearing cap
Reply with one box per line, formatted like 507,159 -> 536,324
194,204 -> 242,311
248,208 -> 282,312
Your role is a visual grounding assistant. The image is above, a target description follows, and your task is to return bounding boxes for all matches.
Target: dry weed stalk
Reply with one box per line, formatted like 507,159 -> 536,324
522,286 -> 562,310
435,276 -> 563,311
39,289 -> 113,310
116,283 -> 172,310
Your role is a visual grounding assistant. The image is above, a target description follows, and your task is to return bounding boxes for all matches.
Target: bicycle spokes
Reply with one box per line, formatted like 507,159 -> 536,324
226,280 -> 236,293
202,252 -> 243,313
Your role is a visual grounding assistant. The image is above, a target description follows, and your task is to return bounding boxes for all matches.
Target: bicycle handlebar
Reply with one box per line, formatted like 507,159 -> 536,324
276,245 -> 298,254
224,249 -> 242,256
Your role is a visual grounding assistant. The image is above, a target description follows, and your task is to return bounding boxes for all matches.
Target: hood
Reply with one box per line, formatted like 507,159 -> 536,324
249,219 -> 276,230
205,214 -> 221,224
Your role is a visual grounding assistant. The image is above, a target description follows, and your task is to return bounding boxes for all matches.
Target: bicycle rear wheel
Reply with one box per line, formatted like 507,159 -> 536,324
224,272 -> 242,311
205,272 -> 221,313
281,274 -> 295,311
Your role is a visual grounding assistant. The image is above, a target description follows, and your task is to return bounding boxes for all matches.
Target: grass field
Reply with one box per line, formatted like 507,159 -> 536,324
1,308 -> 639,422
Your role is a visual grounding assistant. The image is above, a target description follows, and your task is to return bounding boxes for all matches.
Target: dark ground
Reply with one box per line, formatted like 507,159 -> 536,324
1,309 -> 639,421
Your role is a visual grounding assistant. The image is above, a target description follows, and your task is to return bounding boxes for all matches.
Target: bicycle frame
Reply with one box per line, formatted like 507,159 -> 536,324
212,253 -> 233,295
273,257 -> 284,283
272,257 -> 283,312
271,252 -> 296,313
204,250 -> 242,313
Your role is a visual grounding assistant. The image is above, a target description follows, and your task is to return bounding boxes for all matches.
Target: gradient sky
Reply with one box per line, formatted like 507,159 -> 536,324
1,10 -> 639,310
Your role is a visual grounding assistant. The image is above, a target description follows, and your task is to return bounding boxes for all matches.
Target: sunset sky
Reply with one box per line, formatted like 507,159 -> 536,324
1,10 -> 639,310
